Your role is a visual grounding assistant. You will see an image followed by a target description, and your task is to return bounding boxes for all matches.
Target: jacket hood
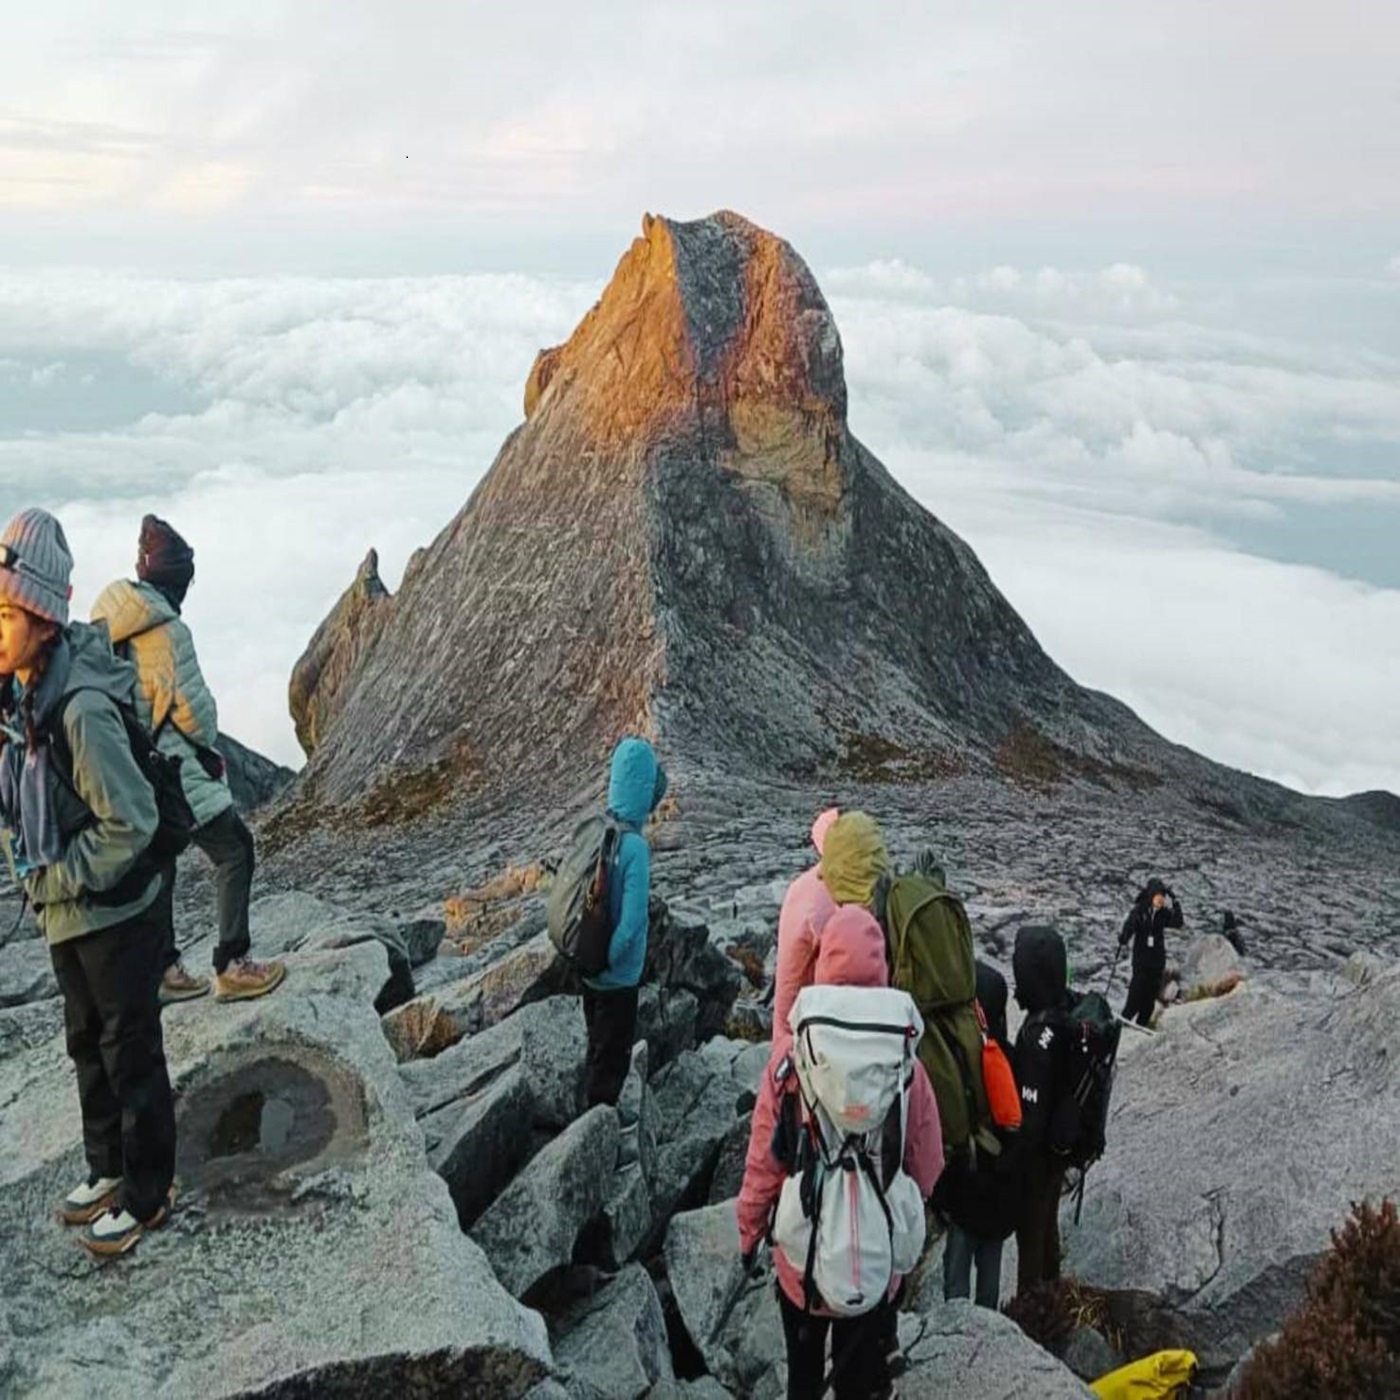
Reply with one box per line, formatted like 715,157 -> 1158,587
29,622 -> 137,725
90,579 -> 176,646
814,906 -> 889,989
819,811 -> 890,907
975,959 -> 1010,1043
607,737 -> 665,827
1012,925 -> 1069,1015
811,807 -> 839,856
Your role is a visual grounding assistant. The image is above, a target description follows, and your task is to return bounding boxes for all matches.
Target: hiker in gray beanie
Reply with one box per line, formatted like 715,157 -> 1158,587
0,507 -> 178,1258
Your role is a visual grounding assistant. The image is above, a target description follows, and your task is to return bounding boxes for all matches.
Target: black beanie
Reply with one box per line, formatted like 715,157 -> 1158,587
137,514 -> 195,606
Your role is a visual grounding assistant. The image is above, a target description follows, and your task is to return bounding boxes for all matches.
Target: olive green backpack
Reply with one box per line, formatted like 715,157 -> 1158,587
885,874 -> 1000,1162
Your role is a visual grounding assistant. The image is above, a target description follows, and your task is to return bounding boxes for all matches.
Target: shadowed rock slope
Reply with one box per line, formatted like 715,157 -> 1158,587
286,211 -> 1201,827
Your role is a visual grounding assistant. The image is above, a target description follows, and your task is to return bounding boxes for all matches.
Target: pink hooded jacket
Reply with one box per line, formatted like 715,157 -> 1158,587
772,808 -> 840,1054
736,906 -> 945,1312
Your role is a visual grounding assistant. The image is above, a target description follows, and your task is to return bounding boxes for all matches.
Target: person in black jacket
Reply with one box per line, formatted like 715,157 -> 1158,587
941,959 -> 1021,1308
1011,925 -> 1073,1295
1118,879 -> 1183,1027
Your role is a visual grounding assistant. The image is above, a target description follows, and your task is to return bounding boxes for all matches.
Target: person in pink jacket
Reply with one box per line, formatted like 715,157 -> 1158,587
737,905 -> 944,1400
772,807 -> 840,1054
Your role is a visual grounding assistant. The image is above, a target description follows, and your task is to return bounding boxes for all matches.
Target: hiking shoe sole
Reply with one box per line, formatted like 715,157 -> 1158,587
56,1184 -> 122,1226
159,982 -> 211,1005
79,1187 -> 177,1259
214,963 -> 287,1003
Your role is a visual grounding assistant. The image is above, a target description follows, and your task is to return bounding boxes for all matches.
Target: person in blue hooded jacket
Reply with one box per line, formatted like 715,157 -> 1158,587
582,736 -> 668,1107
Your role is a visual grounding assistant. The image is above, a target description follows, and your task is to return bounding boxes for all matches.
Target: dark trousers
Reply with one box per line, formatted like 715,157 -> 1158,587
156,807 -> 256,974
1122,960 -> 1163,1028
582,983 -> 639,1108
50,904 -> 177,1222
944,1224 -> 1004,1308
778,1289 -> 892,1400
1016,1155 -> 1067,1295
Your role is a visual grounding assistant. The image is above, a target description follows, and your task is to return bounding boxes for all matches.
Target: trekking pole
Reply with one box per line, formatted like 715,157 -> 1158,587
1103,942 -> 1126,1000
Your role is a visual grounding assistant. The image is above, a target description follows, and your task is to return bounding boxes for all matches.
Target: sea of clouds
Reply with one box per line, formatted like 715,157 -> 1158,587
3,255 -> 1397,796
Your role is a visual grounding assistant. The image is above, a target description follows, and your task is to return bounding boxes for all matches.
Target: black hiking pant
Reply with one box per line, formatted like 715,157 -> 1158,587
156,807 -> 256,974
1122,959 -> 1163,1028
50,903 -> 177,1223
582,983 -> 639,1108
1016,1154 -> 1067,1295
779,1289 -> 893,1400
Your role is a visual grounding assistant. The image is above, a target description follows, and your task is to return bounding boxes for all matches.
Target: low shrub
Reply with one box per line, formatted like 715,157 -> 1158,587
1237,1198 -> 1400,1399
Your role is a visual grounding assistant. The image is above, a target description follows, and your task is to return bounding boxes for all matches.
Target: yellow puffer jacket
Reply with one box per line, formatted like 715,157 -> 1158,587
1091,1350 -> 1199,1399
90,579 -> 234,830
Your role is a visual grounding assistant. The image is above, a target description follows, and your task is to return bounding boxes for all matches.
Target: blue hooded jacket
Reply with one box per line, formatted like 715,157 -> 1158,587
586,737 -> 668,990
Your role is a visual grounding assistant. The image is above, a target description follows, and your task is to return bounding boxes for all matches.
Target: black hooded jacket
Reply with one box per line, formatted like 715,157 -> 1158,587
1119,882 -> 1183,971
1012,926 -> 1073,1154
933,959 -> 1023,1241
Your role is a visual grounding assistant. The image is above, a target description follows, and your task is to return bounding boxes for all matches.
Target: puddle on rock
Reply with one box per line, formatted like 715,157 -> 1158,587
177,1054 -> 365,1211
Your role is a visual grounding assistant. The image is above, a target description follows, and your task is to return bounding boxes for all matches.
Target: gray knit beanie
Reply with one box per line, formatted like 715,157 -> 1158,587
0,508 -> 74,625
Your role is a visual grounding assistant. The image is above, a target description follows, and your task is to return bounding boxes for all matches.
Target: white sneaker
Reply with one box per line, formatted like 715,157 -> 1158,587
79,1188 -> 174,1258
57,1174 -> 122,1225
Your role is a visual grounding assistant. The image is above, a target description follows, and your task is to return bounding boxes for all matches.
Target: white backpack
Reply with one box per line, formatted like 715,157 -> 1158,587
771,984 -> 928,1317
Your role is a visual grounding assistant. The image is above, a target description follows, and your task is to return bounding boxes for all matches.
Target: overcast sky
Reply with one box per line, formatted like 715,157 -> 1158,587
3,1 -> 1398,795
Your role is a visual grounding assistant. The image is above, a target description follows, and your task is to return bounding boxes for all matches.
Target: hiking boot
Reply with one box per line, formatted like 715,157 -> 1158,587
79,1187 -> 176,1258
57,1174 -> 122,1225
214,957 -> 287,1003
159,962 -> 211,1005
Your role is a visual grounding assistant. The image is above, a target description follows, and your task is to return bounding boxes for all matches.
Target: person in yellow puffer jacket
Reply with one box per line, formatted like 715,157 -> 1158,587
91,517 -> 285,1005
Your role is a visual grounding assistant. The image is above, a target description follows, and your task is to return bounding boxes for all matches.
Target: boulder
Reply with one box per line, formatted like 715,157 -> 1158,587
382,931 -> 570,1061
646,906 -> 742,1043
0,936 -> 552,1399
554,1264 -> 674,1399
400,995 -> 587,1132
425,1065 -> 537,1228
393,912 -> 448,967
473,1105 -> 622,1299
1065,969 -> 1400,1369
651,1040 -> 766,1220
586,1163 -> 653,1270
895,1304 -> 1094,1398
707,1115 -> 752,1206
617,1040 -> 658,1181
196,891 -> 417,1016
1179,934 -> 1245,997
0,936 -> 56,1008
1059,1325 -> 1124,1383
662,1202 -> 748,1378
636,986 -> 700,1071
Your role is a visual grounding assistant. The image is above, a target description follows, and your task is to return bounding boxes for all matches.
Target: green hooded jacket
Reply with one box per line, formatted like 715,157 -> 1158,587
5,624 -> 160,944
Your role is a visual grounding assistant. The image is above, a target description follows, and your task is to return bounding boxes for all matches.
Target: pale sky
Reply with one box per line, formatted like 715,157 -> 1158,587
3,1 -> 1398,796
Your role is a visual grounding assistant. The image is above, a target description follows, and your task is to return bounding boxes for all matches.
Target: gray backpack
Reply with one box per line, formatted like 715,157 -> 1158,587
546,815 -> 621,977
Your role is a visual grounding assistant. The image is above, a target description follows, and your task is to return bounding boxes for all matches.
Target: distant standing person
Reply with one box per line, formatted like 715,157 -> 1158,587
581,736 -> 668,1107
1011,924 -> 1073,1294
0,508 -> 177,1255
1118,878 -> 1182,1027
91,516 -> 285,1005
771,806 -> 839,1053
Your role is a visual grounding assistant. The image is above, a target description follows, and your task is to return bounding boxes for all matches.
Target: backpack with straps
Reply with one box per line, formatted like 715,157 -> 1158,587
546,814 -> 622,977
771,983 -> 928,1317
47,690 -> 196,907
1050,989 -> 1121,1173
1046,989 -> 1122,1223
885,874 -> 1000,1162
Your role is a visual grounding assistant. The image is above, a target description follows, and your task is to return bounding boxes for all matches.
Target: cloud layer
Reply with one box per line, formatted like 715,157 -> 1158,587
4,1 -> 1400,236
1,251 -> 1396,797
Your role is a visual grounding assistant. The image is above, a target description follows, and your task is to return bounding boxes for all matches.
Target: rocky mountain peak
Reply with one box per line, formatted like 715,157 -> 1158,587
285,211 -> 1154,823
